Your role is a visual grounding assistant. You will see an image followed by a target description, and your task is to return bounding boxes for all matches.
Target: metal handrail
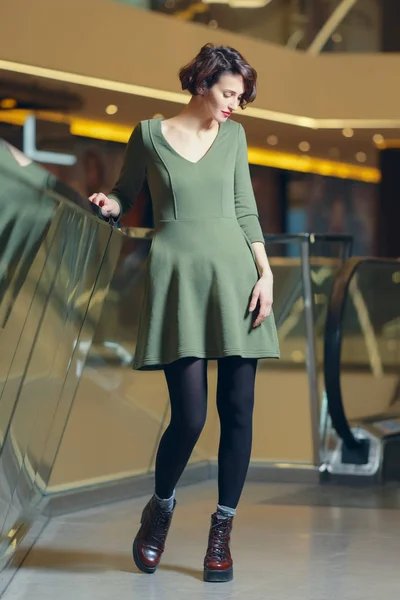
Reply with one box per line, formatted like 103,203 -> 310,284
324,257 -> 400,450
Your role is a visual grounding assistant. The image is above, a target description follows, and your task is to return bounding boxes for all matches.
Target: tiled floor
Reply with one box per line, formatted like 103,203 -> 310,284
3,481 -> 400,599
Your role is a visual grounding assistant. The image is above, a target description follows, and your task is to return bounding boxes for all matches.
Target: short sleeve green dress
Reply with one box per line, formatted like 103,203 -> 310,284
109,117 -> 280,370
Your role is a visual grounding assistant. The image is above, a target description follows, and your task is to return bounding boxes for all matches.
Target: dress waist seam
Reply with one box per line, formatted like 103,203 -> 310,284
158,217 -> 238,223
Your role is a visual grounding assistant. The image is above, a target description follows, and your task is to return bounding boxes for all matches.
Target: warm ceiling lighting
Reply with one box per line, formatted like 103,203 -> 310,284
0,98 -> 17,109
373,133 -> 384,145
152,113 -> 164,119
299,141 -> 310,152
267,135 -> 278,146
332,32 -> 343,43
105,104 -> 118,115
202,0 -> 272,6
3,58 -> 400,130
356,151 -> 367,163
0,107 -> 380,182
342,128 -> 354,138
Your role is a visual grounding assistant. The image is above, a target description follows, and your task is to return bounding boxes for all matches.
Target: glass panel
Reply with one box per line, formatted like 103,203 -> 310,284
49,234 -> 352,492
0,143 -> 117,555
340,260 -> 400,427
47,233 -> 175,490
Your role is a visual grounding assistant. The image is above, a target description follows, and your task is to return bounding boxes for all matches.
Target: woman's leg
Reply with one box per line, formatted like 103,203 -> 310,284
203,356 -> 257,583
133,357 -> 208,574
155,357 -> 208,499
216,356 -> 258,509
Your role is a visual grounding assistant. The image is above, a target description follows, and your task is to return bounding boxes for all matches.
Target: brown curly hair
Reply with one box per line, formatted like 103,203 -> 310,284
179,43 -> 257,109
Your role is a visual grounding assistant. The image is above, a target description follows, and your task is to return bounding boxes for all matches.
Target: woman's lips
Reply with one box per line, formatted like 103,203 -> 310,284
222,111 -> 231,118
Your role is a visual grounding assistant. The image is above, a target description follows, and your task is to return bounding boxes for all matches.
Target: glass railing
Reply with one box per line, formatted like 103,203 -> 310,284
323,257 -> 400,466
0,142 -> 121,580
113,0 -> 381,53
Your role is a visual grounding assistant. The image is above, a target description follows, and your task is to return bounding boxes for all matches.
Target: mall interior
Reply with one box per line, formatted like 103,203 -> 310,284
1,0 -> 400,598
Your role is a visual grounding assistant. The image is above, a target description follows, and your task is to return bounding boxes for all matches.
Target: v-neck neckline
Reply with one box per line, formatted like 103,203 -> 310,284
156,117 -> 222,165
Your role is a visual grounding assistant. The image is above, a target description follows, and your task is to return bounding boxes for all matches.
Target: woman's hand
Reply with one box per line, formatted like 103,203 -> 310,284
248,271 -> 273,328
89,192 -> 121,219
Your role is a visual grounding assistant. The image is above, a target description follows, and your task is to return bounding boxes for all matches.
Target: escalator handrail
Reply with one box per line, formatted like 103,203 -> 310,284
324,257 -> 400,450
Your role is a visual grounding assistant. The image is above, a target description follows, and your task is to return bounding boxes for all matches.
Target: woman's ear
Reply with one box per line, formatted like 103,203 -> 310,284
196,83 -> 207,96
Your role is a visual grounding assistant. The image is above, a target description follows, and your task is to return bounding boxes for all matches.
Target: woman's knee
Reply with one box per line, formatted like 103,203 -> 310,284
170,405 -> 207,443
184,410 -> 207,441
217,396 -> 254,429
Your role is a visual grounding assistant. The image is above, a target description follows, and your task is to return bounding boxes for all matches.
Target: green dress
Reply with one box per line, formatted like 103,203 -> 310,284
109,117 -> 280,370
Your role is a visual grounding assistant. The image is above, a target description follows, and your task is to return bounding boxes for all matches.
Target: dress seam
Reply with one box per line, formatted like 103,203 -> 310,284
135,349 -> 280,365
148,121 -> 178,219
158,217 -> 239,222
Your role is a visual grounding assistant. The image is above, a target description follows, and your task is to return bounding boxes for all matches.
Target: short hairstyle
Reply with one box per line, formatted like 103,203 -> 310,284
179,43 -> 257,109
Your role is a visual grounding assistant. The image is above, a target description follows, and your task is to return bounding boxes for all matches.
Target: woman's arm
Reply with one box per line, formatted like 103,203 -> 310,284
89,122 -> 146,218
233,124 -> 265,245
234,124 -> 274,327
252,241 -> 273,279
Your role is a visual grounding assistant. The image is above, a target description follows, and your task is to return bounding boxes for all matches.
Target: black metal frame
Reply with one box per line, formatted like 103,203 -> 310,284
324,257 -> 400,450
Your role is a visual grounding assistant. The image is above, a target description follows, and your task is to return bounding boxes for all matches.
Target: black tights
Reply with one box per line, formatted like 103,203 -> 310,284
155,356 -> 257,509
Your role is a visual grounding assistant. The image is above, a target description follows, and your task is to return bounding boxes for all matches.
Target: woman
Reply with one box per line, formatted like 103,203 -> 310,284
89,43 -> 279,583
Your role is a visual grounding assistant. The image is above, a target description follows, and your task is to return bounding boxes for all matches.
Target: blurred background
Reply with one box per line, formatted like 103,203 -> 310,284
2,0 -> 400,256
2,2 -> 400,597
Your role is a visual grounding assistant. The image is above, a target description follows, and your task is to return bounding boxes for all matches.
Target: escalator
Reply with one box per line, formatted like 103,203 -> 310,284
323,257 -> 400,482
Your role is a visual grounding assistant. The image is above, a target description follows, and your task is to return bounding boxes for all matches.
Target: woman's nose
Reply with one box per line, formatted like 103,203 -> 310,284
229,99 -> 238,111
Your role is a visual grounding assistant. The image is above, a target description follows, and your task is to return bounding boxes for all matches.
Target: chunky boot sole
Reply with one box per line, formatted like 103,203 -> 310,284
132,535 -> 158,574
203,567 -> 233,583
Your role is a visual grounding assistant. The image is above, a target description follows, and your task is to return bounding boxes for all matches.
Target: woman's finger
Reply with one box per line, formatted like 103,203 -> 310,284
249,289 -> 259,312
252,301 -> 272,327
89,192 -> 107,205
253,315 -> 262,328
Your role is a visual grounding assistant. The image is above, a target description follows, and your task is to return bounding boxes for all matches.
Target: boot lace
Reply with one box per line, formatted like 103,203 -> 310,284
207,518 -> 231,561
150,507 -> 172,546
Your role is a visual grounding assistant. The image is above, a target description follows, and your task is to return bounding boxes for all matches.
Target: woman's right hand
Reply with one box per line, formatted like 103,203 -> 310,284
89,193 -> 121,219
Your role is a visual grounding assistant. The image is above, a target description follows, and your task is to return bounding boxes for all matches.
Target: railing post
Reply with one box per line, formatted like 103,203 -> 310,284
300,237 -> 321,467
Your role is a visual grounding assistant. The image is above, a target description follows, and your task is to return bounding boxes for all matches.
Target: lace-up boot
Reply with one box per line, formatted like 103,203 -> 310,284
133,495 -> 176,573
203,513 -> 234,582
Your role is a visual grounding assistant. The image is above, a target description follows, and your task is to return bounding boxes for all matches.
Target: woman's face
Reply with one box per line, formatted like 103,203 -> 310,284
202,73 -> 245,123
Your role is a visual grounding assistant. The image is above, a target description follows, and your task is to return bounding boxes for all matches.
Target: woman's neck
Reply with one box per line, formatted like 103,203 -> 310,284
174,98 -> 216,134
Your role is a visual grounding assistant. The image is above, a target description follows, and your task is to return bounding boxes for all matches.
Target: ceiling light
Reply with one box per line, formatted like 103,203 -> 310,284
332,33 -> 343,43
229,0 -> 272,6
267,135 -> 278,146
373,134 -> 384,145
392,272 -> 400,284
105,104 -> 118,115
152,113 -> 164,119
291,350 -> 304,363
202,0 -> 272,6
0,98 -> 17,109
299,141 -> 310,152
356,151 -> 367,163
342,128 -> 354,138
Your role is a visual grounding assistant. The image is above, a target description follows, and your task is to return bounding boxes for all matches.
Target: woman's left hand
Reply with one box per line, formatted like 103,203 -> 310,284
248,272 -> 273,328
